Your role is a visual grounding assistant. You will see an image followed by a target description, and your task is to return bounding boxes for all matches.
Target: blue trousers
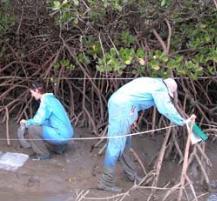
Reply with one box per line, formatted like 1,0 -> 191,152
103,95 -> 138,169
104,136 -> 132,168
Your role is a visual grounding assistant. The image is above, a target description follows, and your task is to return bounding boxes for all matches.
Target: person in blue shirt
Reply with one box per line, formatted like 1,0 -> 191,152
98,77 -> 196,192
19,81 -> 74,160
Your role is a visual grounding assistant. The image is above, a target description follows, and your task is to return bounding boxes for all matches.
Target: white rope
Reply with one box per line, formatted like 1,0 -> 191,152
2,125 -> 176,141
1,76 -> 217,80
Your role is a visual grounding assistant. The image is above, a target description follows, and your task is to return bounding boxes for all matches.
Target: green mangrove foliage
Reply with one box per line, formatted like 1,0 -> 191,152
50,0 -> 80,27
172,9 -> 217,77
47,0 -> 216,79
53,59 -> 75,70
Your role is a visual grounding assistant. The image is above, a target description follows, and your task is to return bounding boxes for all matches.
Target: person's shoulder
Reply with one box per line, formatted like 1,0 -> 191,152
41,93 -> 56,102
134,77 -> 162,82
149,78 -> 168,92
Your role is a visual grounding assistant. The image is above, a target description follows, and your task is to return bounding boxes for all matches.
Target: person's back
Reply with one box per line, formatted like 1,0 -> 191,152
42,93 -> 73,138
109,77 -> 168,111
114,77 -> 162,96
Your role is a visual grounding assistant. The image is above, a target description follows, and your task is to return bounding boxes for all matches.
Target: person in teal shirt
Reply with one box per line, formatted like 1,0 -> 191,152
98,77 -> 196,192
19,81 -> 74,160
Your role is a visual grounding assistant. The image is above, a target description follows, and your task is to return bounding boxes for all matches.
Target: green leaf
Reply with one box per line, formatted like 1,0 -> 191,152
136,48 -> 145,58
149,60 -> 160,70
73,0 -> 79,6
62,0 -> 68,5
53,1 -> 61,10
161,0 -> 167,7
120,31 -> 135,47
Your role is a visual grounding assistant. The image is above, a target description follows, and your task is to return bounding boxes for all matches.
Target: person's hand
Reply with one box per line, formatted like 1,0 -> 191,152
189,114 -> 196,122
20,119 -> 26,126
185,114 -> 196,125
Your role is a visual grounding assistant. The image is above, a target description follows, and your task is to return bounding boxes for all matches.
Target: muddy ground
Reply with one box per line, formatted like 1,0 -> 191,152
0,119 -> 216,201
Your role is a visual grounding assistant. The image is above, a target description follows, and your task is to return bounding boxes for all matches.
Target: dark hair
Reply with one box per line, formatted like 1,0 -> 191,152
31,81 -> 45,94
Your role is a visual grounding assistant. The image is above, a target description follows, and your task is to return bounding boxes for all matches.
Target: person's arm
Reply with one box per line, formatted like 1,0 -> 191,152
25,100 -> 51,127
152,91 -> 185,126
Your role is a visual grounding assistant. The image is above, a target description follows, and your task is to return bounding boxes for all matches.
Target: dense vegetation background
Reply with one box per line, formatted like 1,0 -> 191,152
0,0 -> 216,130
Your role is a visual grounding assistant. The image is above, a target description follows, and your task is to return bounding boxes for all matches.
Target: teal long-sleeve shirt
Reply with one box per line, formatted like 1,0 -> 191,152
109,77 -> 185,127
26,93 -> 73,139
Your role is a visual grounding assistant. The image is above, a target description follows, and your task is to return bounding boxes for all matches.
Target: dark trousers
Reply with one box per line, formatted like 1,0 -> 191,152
27,125 -> 50,156
27,125 -> 67,156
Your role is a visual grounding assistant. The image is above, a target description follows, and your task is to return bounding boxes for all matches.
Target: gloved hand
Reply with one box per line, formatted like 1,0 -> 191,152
185,114 -> 208,142
192,123 -> 208,141
185,114 -> 196,126
20,119 -> 27,127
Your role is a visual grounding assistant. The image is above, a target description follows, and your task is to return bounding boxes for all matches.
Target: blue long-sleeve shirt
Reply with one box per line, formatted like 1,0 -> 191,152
26,93 -> 73,139
109,77 -> 185,126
